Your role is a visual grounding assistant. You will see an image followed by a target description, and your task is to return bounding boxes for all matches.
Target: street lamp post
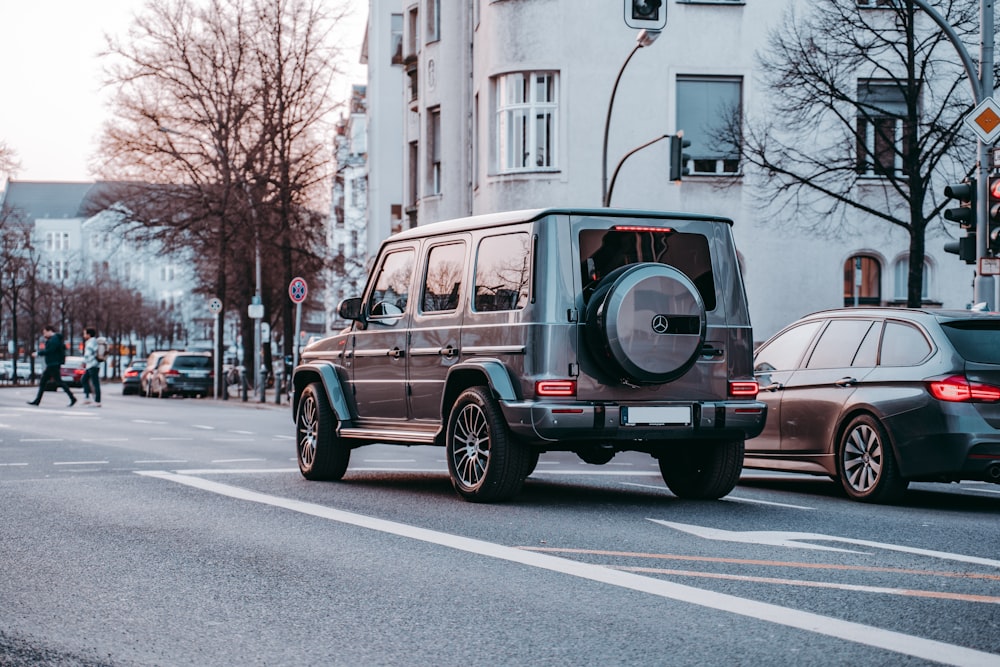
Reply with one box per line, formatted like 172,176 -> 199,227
601,29 -> 660,207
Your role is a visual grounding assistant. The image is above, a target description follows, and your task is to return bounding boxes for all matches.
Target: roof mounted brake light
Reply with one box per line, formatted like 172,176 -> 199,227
611,225 -> 674,233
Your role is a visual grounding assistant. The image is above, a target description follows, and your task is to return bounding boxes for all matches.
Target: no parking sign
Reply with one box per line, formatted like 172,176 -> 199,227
288,277 -> 308,303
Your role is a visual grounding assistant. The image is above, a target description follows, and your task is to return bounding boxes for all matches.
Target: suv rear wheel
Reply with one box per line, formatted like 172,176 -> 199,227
447,386 -> 530,502
658,440 -> 744,499
296,383 -> 350,481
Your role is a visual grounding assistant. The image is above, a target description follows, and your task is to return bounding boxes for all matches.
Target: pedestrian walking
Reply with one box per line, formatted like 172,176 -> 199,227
81,327 -> 102,407
27,325 -> 76,407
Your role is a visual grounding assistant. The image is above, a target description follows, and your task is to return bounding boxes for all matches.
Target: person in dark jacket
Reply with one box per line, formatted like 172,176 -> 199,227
27,325 -> 76,407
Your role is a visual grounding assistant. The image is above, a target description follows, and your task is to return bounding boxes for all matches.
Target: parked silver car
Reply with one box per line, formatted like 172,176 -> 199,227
749,308 -> 1000,503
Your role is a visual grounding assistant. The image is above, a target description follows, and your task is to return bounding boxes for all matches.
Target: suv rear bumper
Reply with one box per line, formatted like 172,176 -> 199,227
502,400 -> 767,445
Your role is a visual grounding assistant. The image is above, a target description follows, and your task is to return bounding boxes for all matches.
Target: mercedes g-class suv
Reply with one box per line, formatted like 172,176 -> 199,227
292,208 -> 766,502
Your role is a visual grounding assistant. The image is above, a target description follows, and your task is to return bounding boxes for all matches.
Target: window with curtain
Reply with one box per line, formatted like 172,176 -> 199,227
843,255 -> 882,306
495,72 -> 558,173
675,76 -> 742,175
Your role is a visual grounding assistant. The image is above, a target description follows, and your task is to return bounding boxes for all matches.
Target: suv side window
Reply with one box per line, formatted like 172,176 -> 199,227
367,248 -> 414,318
422,242 -> 466,313
473,233 -> 531,312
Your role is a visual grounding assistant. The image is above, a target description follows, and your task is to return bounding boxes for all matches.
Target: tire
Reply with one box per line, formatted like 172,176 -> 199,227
658,440 -> 744,499
296,382 -> 350,481
585,263 -> 706,385
837,414 -> 907,504
446,386 -> 529,502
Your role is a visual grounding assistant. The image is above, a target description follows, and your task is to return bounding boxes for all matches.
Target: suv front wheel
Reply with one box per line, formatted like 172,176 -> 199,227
658,440 -> 744,499
447,386 -> 530,503
296,382 -> 351,481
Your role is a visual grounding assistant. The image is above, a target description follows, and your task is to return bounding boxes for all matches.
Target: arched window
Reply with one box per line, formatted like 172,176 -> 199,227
843,255 -> 881,306
892,256 -> 930,302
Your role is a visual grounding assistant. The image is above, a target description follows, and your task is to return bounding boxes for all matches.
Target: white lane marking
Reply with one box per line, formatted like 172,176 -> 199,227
620,482 -> 815,510
652,521 -> 1000,568
362,458 -> 418,463
149,437 -> 193,441
210,458 -> 266,464
132,419 -> 167,425
54,461 -> 109,466
230,430 -> 254,435
82,438 -> 129,442
136,470 -> 997,667
174,468 -> 297,474
21,438 -> 63,442
211,438 -> 255,442
135,459 -> 188,464
192,425 -> 214,430
273,435 -> 294,440
532,469 -> 661,476
0,462 -> 29,467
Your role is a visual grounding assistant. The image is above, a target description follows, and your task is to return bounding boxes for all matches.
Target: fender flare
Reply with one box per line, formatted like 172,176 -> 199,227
291,361 -> 353,425
444,358 -> 519,404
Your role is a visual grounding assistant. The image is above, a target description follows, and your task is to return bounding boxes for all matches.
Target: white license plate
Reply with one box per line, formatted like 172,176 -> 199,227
622,406 -> 691,426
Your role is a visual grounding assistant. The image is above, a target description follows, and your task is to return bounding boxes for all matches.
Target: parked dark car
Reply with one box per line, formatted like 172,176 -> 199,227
121,359 -> 147,395
748,308 -> 1000,503
147,351 -> 213,398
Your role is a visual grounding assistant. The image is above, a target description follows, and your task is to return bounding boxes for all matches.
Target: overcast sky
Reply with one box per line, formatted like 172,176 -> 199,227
0,0 -> 366,183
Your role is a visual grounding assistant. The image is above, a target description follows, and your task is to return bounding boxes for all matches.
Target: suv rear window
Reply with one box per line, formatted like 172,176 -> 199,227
940,321 -> 1000,363
579,228 -> 716,311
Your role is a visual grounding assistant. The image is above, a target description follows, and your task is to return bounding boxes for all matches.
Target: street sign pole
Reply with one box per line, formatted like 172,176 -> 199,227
288,277 -> 308,382
977,0 -> 995,309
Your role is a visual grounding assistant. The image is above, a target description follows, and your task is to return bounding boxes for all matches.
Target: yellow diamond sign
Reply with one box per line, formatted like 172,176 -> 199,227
964,97 -> 1000,144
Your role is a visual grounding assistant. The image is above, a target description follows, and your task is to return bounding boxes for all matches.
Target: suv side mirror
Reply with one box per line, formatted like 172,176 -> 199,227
338,297 -> 364,321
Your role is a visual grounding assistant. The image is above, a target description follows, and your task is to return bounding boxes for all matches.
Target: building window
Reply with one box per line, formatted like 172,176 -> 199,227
495,71 -> 558,173
390,13 -> 403,64
429,107 -> 441,195
47,260 -> 69,281
426,0 -> 440,42
893,256 -> 930,301
857,80 -> 913,177
46,231 -> 70,252
408,141 -> 419,209
676,76 -> 742,175
160,265 -> 175,282
406,7 -> 419,57
857,0 -> 901,7
843,255 -> 882,306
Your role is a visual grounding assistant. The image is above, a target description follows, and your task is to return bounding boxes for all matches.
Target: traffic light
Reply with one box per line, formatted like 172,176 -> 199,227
943,179 -> 976,228
669,133 -> 691,182
624,0 -> 666,30
989,175 -> 1000,253
943,178 -> 976,264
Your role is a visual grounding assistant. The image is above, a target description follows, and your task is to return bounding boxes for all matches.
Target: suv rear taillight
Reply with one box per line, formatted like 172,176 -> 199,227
729,381 -> 759,398
536,380 -> 576,397
927,375 -> 1000,402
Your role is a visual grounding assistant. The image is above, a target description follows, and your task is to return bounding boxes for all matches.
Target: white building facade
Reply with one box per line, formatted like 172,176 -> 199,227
364,0 -> 978,342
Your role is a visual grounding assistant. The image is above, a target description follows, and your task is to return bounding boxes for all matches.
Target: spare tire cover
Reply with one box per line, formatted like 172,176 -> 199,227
586,263 -> 706,384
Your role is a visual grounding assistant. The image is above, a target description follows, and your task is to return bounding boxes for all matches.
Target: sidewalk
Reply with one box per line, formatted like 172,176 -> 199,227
0,382 -> 290,410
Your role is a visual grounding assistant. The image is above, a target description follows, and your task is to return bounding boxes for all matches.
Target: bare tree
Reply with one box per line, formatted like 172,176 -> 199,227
96,0 -> 345,385
732,0 -> 979,307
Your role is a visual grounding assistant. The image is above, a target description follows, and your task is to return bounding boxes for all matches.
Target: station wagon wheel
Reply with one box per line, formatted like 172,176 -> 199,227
658,439 -> 744,499
446,386 -> 529,502
296,382 -> 350,481
837,414 -> 907,504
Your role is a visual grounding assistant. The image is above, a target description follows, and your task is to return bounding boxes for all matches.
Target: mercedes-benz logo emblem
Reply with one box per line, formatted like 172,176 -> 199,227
651,314 -> 670,334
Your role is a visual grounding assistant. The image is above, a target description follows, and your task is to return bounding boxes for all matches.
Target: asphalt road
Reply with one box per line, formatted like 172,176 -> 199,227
1,383 -> 999,666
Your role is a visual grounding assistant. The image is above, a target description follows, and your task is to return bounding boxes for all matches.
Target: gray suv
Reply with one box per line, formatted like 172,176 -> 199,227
292,208 -> 766,502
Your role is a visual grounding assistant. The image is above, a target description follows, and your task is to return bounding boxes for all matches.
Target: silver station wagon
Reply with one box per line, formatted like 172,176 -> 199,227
292,208 -> 766,502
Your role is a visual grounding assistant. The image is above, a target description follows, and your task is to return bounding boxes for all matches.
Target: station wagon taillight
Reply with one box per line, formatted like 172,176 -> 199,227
926,375 -> 1000,403
729,381 -> 759,398
536,380 -> 576,397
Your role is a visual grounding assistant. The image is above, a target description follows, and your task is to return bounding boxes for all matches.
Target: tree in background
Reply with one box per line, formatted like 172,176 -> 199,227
731,0 -> 980,307
96,0 -> 345,387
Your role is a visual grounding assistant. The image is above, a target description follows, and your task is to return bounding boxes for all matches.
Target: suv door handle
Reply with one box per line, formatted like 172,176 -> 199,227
388,347 -> 403,359
835,377 -> 857,387
761,382 -> 782,392
700,343 -> 724,358
439,345 -> 457,358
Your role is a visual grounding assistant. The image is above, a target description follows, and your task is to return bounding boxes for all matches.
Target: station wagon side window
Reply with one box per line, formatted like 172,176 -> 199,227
879,320 -> 932,366
367,248 -> 414,319
422,242 -> 466,313
473,233 -> 531,312
754,321 -> 822,372
805,319 -> 876,369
